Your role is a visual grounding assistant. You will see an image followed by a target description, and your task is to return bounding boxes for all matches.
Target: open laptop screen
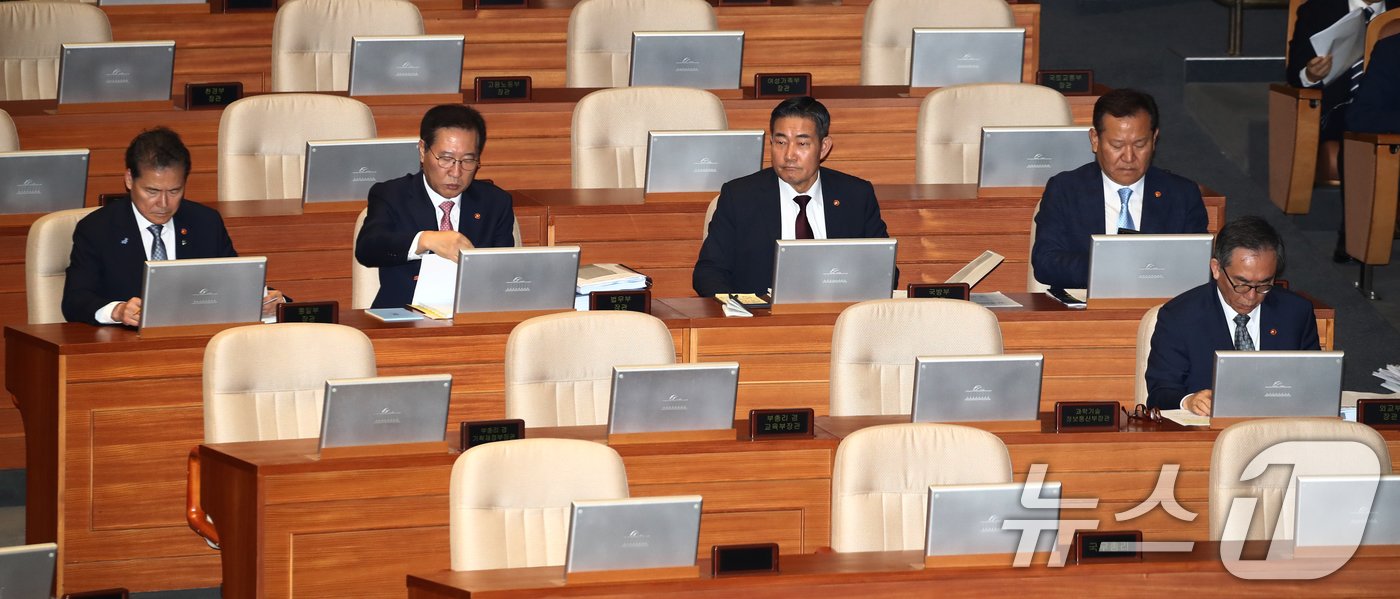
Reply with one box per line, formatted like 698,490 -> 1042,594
319,374 -> 452,449
1087,234 -> 1213,300
303,138 -> 419,203
630,31 -> 745,89
59,41 -> 175,104
348,35 -> 466,96
0,149 -> 89,215
978,126 -> 1094,188
911,354 -> 1043,423
1211,350 -> 1344,418
910,28 -> 1025,87
644,130 -> 763,193
454,246 -> 580,313
607,363 -> 739,434
139,256 -> 267,329
770,239 -> 897,304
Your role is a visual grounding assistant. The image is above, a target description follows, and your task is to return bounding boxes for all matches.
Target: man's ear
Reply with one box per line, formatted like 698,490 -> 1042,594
818,136 -> 833,163
124,169 -> 134,192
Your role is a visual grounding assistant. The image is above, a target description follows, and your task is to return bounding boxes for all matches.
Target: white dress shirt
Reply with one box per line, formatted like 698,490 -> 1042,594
1298,0 -> 1386,87
778,174 -> 828,240
1100,171 -> 1145,234
95,203 -> 178,324
407,175 -> 464,260
1179,286 -> 1264,409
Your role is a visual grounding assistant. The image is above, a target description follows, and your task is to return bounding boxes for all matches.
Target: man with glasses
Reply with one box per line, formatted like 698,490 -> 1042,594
1144,216 -> 1320,415
356,104 -> 516,308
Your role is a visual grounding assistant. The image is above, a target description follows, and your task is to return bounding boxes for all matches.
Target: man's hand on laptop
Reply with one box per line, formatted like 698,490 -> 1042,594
417,231 -> 476,262
1183,390 -> 1213,417
260,289 -> 286,318
112,297 -> 143,327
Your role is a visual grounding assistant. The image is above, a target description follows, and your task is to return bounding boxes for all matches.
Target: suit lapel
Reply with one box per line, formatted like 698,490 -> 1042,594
1258,292 -> 1285,350
1140,167 -> 1169,233
1081,166 -> 1107,236
760,169 -> 782,241
114,200 -> 149,264
1199,284 -> 1236,350
408,173 -> 440,232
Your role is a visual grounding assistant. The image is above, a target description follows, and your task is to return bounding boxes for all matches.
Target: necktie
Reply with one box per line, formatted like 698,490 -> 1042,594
793,194 -> 814,240
148,224 -> 167,261
1348,6 -> 1377,98
1116,188 -> 1135,231
1233,313 -> 1255,351
438,200 -> 455,232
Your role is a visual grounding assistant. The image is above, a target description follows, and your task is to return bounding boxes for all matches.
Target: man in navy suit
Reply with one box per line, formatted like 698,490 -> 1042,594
1287,0 -> 1390,141
1031,89 -> 1208,290
355,105 -> 516,308
61,127 -> 285,326
1349,34 -> 1400,133
693,96 -> 892,296
1145,216 -> 1320,415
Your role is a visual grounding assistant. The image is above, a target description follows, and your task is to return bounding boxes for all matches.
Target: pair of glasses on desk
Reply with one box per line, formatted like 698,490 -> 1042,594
1122,405 -> 1162,422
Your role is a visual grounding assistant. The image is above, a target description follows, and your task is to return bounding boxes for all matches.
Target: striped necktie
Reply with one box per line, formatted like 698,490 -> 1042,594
1347,5 -> 1377,100
1116,188 -> 1135,231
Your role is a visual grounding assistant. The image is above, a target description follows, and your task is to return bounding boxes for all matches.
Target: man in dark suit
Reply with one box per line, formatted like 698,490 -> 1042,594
1145,216 -> 1320,415
693,96 -> 892,297
61,127 -> 284,326
1288,0 -> 1390,141
1031,89 -> 1208,290
355,105 -> 515,308
1349,34 -> 1400,133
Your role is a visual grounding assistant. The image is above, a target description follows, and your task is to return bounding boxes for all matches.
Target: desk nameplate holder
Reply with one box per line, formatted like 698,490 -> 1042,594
138,320 -> 259,339
453,308 -> 570,325
607,428 -> 737,445
924,551 -> 1053,568
317,440 -> 450,460
53,100 -> 177,115
565,565 -> 701,584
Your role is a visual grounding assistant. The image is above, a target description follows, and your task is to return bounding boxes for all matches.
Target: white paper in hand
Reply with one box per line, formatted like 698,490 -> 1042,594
411,253 -> 457,316
1309,7 -> 1368,86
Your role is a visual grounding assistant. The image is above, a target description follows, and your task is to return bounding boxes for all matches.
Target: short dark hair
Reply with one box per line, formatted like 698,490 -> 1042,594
1213,215 -> 1285,276
769,96 -> 830,139
419,104 -> 488,153
125,127 -> 191,179
1092,88 -> 1159,133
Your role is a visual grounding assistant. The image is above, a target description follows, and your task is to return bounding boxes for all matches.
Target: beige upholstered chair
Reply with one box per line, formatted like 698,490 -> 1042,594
859,0 -> 1014,86
830,299 -> 1003,416
1209,418 -> 1392,541
0,2 -> 110,100
916,83 -> 1073,185
701,195 -> 719,239
0,108 -> 17,152
565,0 -> 716,88
351,207 -> 525,309
505,311 -> 675,426
1027,201 -> 1048,293
270,0 -> 424,92
1134,305 -> 1163,407
832,422 -> 1013,552
571,86 -> 727,188
24,207 -> 97,324
450,438 -> 629,570
218,94 -> 377,201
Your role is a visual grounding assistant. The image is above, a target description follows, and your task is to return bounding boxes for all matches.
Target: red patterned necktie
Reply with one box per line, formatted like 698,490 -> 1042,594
438,200 -> 454,231
793,195 -> 813,239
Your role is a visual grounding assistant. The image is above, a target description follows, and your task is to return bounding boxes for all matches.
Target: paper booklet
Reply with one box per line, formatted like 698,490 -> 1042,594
577,263 -> 649,294
1308,7 -> 1368,86
409,253 -> 456,319
945,250 -> 1005,288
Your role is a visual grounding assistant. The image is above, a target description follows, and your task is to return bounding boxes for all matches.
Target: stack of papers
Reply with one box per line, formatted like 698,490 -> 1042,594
577,263 -> 648,294
1372,364 -> 1400,393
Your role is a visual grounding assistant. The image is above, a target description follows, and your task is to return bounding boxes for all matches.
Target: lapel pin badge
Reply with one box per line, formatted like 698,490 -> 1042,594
181,240 -> 187,246
1154,191 -> 1162,198
473,212 -> 482,220
1269,328 -> 1278,336
120,237 -> 129,245
180,228 -> 188,235
833,199 -> 841,207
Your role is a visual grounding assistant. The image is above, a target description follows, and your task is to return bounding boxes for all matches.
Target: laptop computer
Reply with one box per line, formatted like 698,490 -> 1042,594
138,256 -> 267,329
978,126 -> 1094,188
348,35 -> 466,96
0,542 -> 56,599
769,239 -> 898,305
911,354 -> 1043,423
1296,475 -> 1400,548
643,130 -> 764,194
607,362 -> 739,434
1211,350 -> 1344,418
565,495 -> 703,574
319,374 -> 452,450
58,41 -> 175,104
1086,234 -> 1213,300
0,149 -> 89,215
926,482 -> 1061,557
629,31 -> 745,89
454,246 -> 580,313
910,28 -> 1026,87
302,138 -> 420,204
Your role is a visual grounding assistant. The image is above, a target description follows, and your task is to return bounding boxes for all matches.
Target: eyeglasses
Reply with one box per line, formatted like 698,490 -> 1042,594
1220,270 -> 1274,295
428,149 -> 480,170
1122,405 -> 1162,423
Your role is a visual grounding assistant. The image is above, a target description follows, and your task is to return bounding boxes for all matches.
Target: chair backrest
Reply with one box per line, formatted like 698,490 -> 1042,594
831,422 -> 1013,552
916,83 -> 1073,185
1285,0 -> 1304,47
701,195 -> 719,240
25,206 -> 97,324
830,299 -> 1003,416
859,0 -> 1014,86
0,2 -> 110,101
1134,304 -> 1163,407
270,0 -> 424,92
571,86 -> 727,188
218,93 -> 377,201
1366,11 -> 1400,65
1209,418 -> 1393,541
0,108 -> 17,152
565,0 -> 717,88
449,438 -> 629,570
505,311 -> 676,427
203,323 -> 377,443
1027,200 -> 1048,293
350,208 -> 379,310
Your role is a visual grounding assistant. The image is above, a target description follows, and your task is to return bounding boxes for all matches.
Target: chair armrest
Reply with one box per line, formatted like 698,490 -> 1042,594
1344,132 -> 1400,146
186,447 -> 220,549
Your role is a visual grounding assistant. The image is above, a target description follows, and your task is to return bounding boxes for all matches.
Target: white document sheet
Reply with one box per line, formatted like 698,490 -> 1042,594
1309,7 -> 1368,86
971,291 -> 1023,309
1161,409 -> 1210,427
410,253 -> 457,317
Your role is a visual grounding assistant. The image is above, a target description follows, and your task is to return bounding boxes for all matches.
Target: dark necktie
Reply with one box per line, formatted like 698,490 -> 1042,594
1347,6 -> 1377,99
148,224 -> 168,261
1233,313 -> 1255,351
793,194 -> 813,240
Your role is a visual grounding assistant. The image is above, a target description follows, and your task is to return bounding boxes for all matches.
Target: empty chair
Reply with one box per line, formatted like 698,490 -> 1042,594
24,207 -> 97,324
1134,305 -> 1163,407
217,93 -> 377,201
915,83 -> 1073,185
270,0 -> 424,92
859,0 -> 1014,86
0,2 -> 110,100
0,108 -> 16,151
571,86 -> 727,188
565,0 -> 716,88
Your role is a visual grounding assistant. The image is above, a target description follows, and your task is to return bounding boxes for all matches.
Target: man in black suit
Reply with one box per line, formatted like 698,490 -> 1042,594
1288,0 -> 1390,141
61,127 -> 285,326
1349,34 -> 1400,133
1030,89 -> 1208,290
1145,216 -> 1320,415
692,96 -> 892,296
355,105 -> 515,308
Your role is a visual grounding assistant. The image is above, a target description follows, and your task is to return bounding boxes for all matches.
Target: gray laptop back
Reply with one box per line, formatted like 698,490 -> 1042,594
0,150 -> 89,215
1087,234 -> 1213,300
770,239 -> 898,304
565,496 -> 702,573
1211,350 -> 1344,418
1296,475 -> 1400,547
139,256 -> 267,329
926,482 -> 1061,556
454,246 -> 580,313
910,28 -> 1026,87
643,130 -> 763,194
0,542 -> 56,599
58,41 -> 175,104
348,35 -> 465,96
302,138 -> 420,203
911,354 -> 1043,423
978,126 -> 1094,188
607,363 -> 739,434
629,31 -> 745,89
319,374 -> 452,450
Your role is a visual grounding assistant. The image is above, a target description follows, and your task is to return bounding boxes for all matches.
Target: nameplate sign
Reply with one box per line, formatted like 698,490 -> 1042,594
711,543 -> 779,576
1358,399 -> 1400,430
907,282 -> 970,300
1054,401 -> 1120,433
748,408 -> 814,440
1037,70 -> 1094,96
276,301 -> 339,324
473,76 -> 532,103
754,73 -> 811,99
461,419 -> 525,449
1073,530 -> 1142,564
589,289 -> 652,314
184,82 -> 242,110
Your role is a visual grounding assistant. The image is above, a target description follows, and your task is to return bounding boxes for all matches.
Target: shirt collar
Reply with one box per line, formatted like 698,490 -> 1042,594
777,172 -> 823,203
1215,285 -> 1262,323
422,174 -> 463,204
130,201 -> 162,231
1100,170 -> 1146,201
1354,0 -> 1386,14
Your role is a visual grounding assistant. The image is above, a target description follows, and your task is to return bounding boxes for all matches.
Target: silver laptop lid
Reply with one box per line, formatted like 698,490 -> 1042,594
0,149 -> 89,215
0,542 -> 56,599
454,246 -> 580,313
629,31 -> 745,89
58,41 -> 175,104
138,256 -> 267,329
910,28 -> 1025,87
1087,234 -> 1213,300
565,495 -> 703,574
302,137 -> 420,203
1296,475 -> 1400,547
770,239 -> 897,305
977,126 -> 1094,188
319,374 -> 452,450
607,362 -> 739,434
643,130 -> 763,194
1211,350 -> 1344,418
911,354 -> 1043,423
348,35 -> 466,96
926,482 -> 1061,556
